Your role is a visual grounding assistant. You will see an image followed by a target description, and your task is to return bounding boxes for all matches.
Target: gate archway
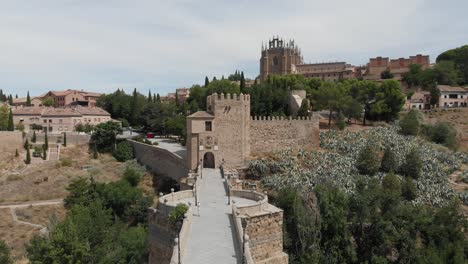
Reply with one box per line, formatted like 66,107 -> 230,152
203,152 -> 215,168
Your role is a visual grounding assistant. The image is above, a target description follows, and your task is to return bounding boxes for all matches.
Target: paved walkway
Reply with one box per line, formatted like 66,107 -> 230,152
183,168 -> 242,264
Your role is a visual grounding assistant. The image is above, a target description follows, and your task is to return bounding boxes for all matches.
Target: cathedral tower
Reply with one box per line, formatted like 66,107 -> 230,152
259,36 -> 303,81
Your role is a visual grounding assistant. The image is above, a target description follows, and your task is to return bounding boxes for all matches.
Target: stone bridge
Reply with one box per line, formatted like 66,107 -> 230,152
149,168 -> 288,264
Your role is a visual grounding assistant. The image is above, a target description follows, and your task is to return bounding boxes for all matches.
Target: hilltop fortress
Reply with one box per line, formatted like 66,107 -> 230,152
186,93 -> 320,170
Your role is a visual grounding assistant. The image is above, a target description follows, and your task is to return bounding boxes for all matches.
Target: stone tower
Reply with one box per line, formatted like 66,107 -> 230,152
260,36 -> 303,81
186,93 -> 251,170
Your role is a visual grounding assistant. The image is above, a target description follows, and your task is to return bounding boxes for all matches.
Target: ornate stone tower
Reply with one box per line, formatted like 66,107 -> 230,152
260,36 -> 303,81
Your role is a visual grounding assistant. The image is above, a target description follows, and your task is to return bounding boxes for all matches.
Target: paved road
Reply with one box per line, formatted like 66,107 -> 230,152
184,168 -> 241,264
148,137 -> 187,159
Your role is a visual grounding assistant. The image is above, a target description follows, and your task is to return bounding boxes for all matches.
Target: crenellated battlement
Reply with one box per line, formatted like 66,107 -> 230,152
251,115 -> 317,121
207,93 -> 250,102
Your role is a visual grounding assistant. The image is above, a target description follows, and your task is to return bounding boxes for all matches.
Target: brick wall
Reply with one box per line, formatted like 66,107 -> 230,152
249,116 -> 320,155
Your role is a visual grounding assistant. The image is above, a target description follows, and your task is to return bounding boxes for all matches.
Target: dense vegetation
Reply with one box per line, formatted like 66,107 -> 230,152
26,161 -> 151,263
251,127 -> 468,263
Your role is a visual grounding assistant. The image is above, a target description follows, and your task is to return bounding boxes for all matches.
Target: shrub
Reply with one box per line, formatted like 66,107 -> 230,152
402,177 -> 417,201
0,239 -> 12,264
356,144 -> 381,176
337,113 -> 346,130
399,109 -> 422,136
380,146 -> 397,172
382,172 -> 401,195
60,157 -> 73,167
425,122 -> 457,150
400,148 -> 422,179
123,162 -> 145,186
168,203 -> 188,227
113,141 -> 134,162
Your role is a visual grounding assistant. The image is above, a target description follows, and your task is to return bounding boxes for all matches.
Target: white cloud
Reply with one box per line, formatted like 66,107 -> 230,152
0,0 -> 467,96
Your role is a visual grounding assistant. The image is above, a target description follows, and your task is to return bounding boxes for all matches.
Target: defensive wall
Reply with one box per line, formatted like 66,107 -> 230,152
128,139 -> 189,182
249,115 -> 320,156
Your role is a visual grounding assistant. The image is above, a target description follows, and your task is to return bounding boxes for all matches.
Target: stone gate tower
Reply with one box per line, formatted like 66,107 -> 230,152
186,93 -> 251,170
260,36 -> 303,81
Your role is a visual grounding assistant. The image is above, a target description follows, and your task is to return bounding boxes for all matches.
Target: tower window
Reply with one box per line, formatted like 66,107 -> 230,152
273,56 -> 278,66
205,121 -> 212,131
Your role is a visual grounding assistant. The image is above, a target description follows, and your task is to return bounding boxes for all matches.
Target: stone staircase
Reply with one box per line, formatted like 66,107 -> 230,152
47,144 -> 61,161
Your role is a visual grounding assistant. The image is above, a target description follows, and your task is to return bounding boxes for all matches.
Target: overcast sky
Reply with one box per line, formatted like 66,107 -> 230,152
1,0 -> 467,97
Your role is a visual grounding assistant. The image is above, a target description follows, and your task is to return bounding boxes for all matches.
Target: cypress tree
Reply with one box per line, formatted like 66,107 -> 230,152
221,75 -> 225,80
63,132 -> 67,147
130,88 -> 138,125
44,131 -> 48,150
240,71 -> 246,91
15,94 -> 18,98
204,76 -> 209,87
148,90 -> 152,102
31,131 -> 37,143
175,92 -> 179,106
25,145 -> 31,164
8,95 -> 13,105
26,91 -> 31,106
156,93 -> 161,102
24,139 -> 29,150
153,93 -> 157,103
93,143 -> 98,159
400,148 -> 422,179
42,144 -> 47,160
0,89 -> 3,102
212,76 -> 217,82
7,109 -> 14,131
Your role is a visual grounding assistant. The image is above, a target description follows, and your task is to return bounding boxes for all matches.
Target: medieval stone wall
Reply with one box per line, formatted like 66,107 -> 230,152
249,115 -> 320,155
129,140 -> 189,181
246,211 -> 287,264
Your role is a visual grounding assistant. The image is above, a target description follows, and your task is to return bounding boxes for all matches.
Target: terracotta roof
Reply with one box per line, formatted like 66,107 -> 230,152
42,107 -> 82,117
12,97 -> 41,103
188,111 -> 214,119
49,89 -> 102,97
12,107 -> 45,115
437,85 -> 467,93
75,107 -> 110,116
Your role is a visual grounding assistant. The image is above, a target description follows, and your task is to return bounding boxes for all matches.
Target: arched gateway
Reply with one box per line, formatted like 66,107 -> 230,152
203,152 -> 215,168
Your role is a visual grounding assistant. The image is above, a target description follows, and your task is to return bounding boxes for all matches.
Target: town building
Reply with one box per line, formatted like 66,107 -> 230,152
42,89 -> 102,107
12,106 -> 111,133
437,85 -> 467,108
365,55 -> 430,80
259,37 -> 360,81
186,93 -> 319,170
11,96 -> 44,107
405,90 -> 431,110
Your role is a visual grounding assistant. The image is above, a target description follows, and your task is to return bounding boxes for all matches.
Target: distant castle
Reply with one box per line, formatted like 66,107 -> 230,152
259,36 -> 430,82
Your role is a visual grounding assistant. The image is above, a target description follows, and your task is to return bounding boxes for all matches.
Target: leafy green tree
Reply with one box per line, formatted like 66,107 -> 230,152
400,148 -> 422,179
123,163 -> 145,187
0,240 -> 12,264
380,70 -> 394,79
401,177 -> 417,201
381,146 -> 397,172
91,121 -> 122,153
356,144 -> 381,176
0,105 -> 9,130
113,141 -> 134,162
26,91 -> 31,106
437,45 -> 468,85
341,96 -> 362,123
312,81 -> 345,125
370,80 -> 405,121
169,203 -> 188,226
315,185 -> 356,263
41,96 -> 55,107
337,113 -> 346,130
381,172 -> 401,215
399,109 -> 422,136
426,122 -> 457,149
7,109 -> 14,131
402,64 -> 423,88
